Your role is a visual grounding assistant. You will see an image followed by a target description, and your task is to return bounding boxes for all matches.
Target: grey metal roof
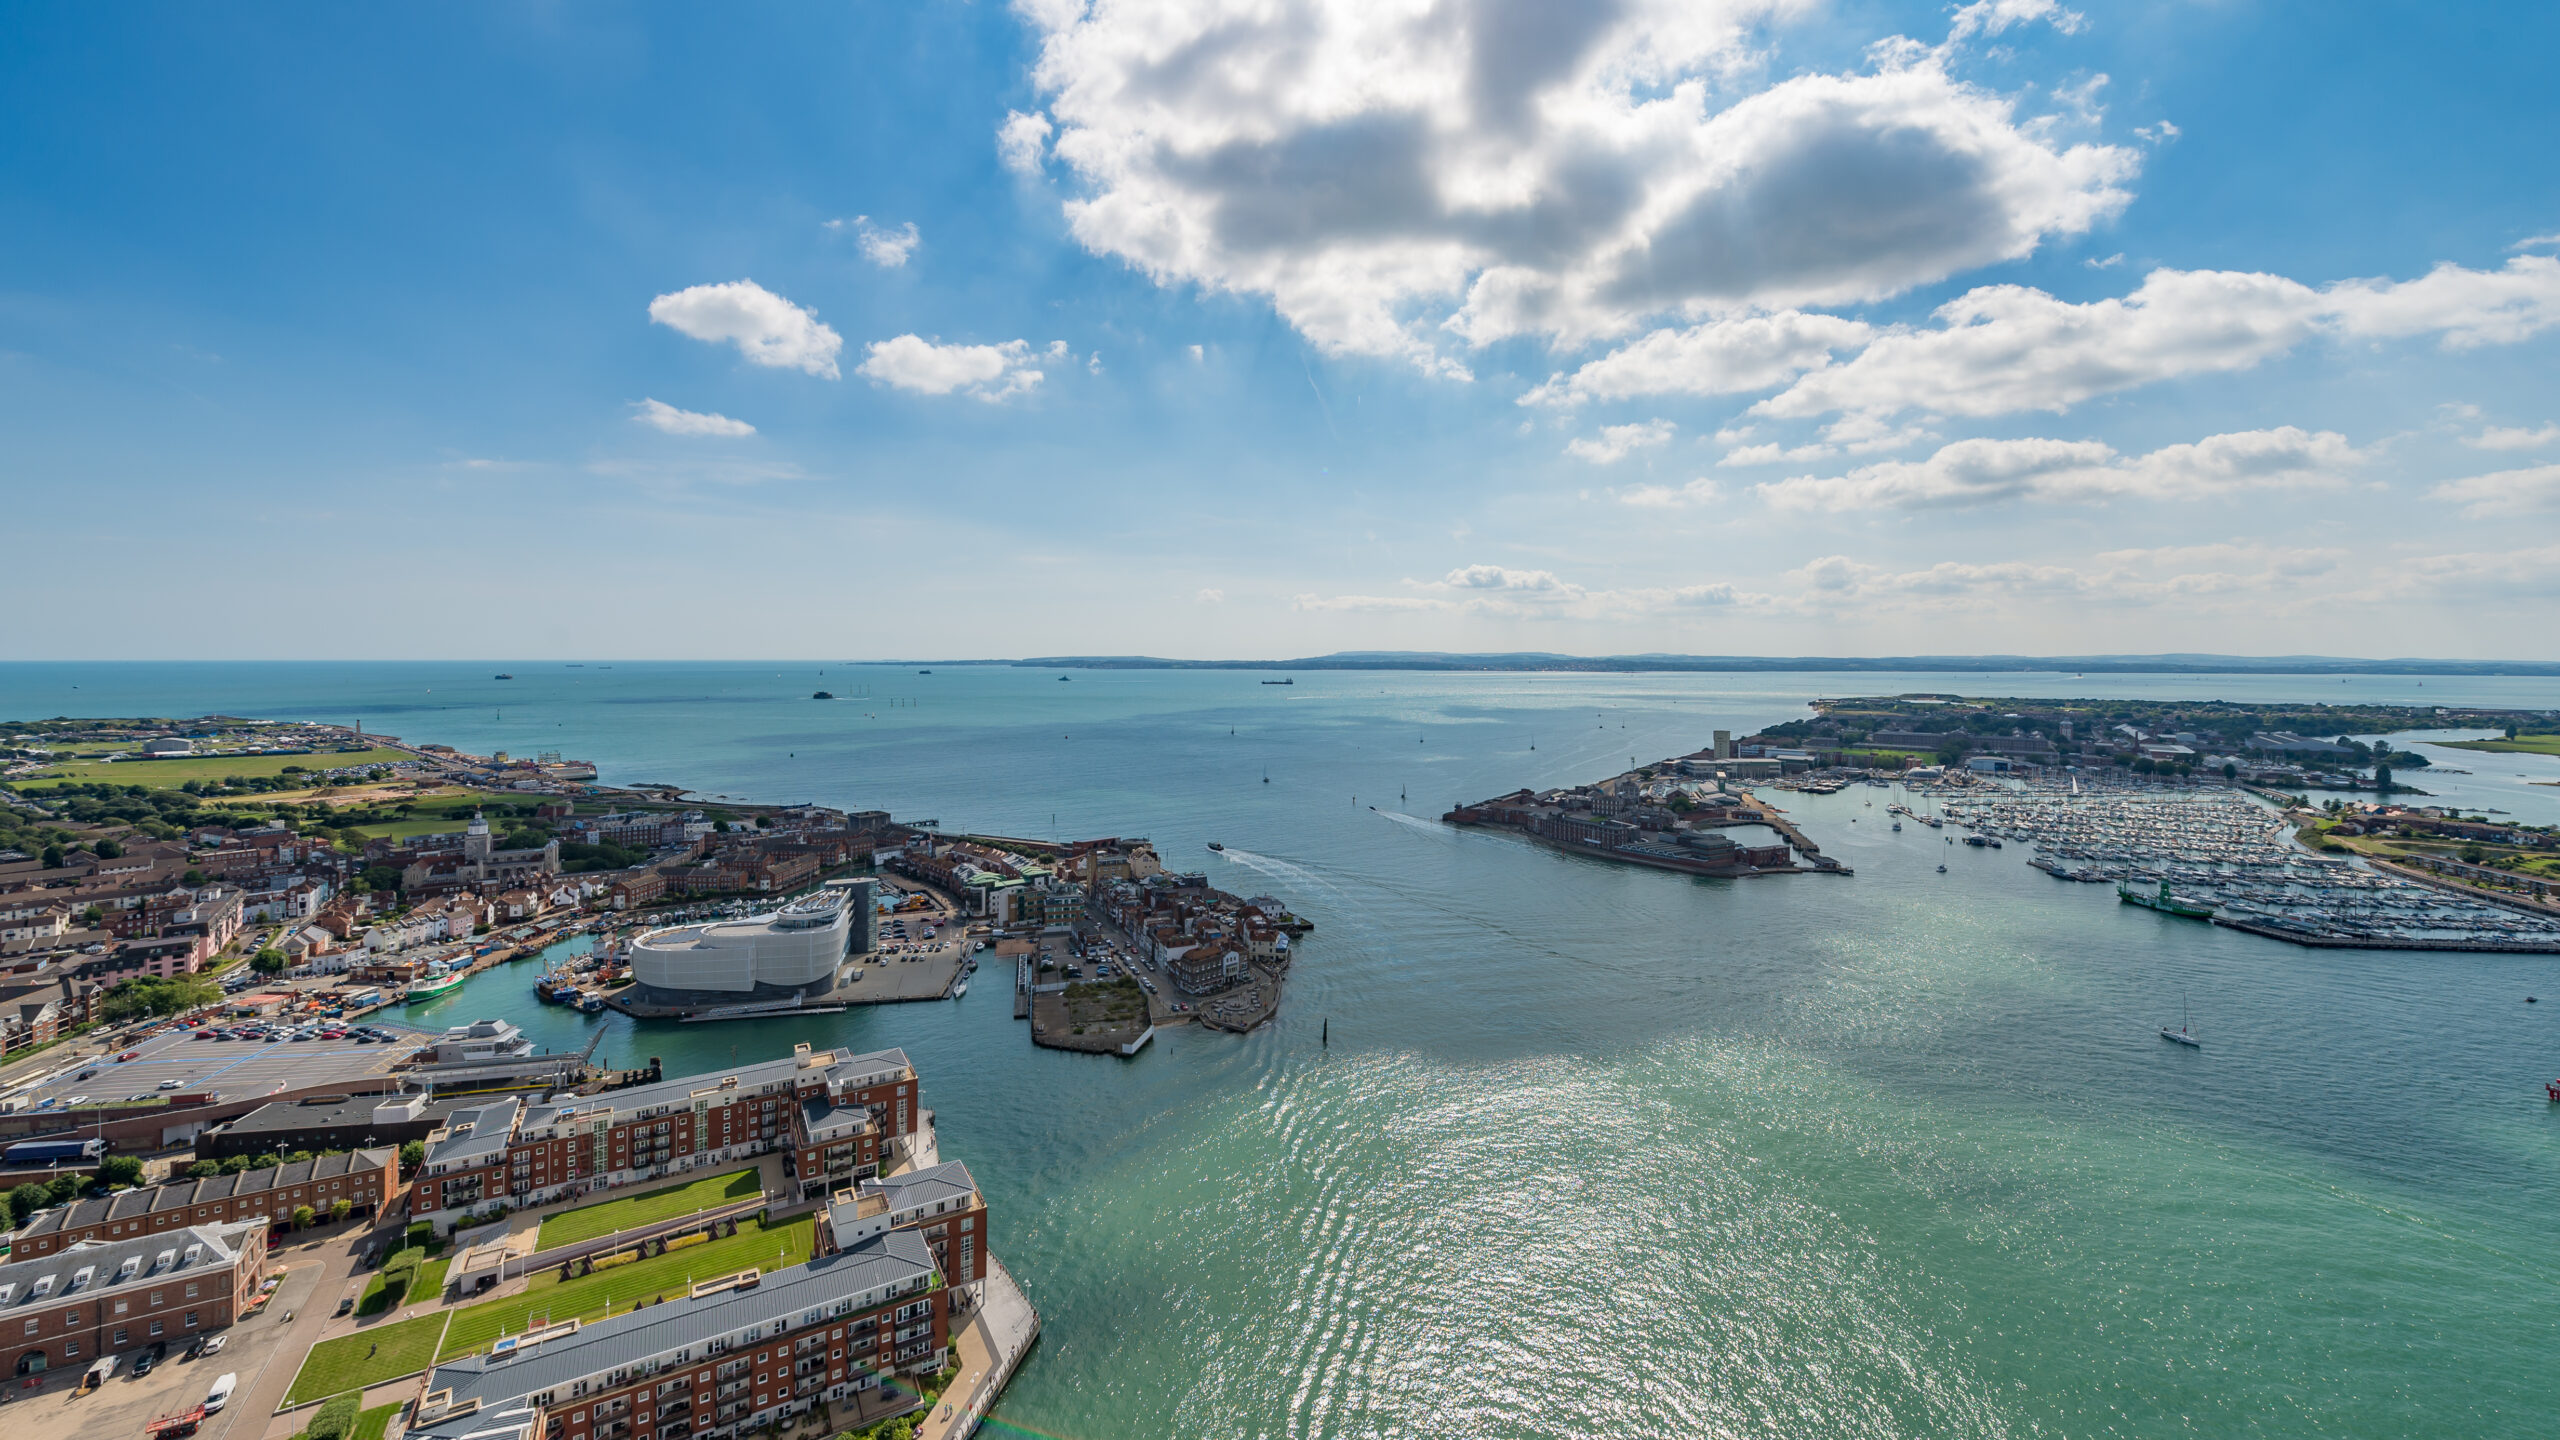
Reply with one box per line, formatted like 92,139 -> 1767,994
9,1148 -> 396,1239
868,1160 -> 976,1214
572,1046 -> 913,1123
414,1231 -> 938,1430
0,1221 -> 260,1308
424,1098 -> 523,1169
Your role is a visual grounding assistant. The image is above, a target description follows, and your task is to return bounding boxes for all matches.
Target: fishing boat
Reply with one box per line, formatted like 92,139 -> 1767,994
2119,878 -> 2216,919
578,994 -> 606,1013
406,969 -> 466,1001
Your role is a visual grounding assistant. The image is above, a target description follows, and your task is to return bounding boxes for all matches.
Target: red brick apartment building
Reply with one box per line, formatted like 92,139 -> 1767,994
410,1045 -> 919,1230
0,1220 -> 267,1374
7,1149 -> 398,1258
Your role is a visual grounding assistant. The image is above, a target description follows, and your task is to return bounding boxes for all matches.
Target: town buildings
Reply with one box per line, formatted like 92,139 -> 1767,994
409,1044 -> 921,1230
0,1220 -> 267,1374
7,1149 -> 397,1257
626,882 -> 869,1002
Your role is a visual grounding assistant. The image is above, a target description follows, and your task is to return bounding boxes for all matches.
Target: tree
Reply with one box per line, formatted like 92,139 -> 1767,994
330,1197 -> 352,1221
2222,762 -> 2239,781
306,1393 -> 362,1440
45,1173 -> 82,1204
93,838 -> 123,859
218,1156 -> 251,1175
41,845 -> 62,869
81,905 -> 104,927
249,1153 -> 282,1170
2374,763 -> 2393,797
8,1183 -> 50,1227
96,1154 -> 144,1189
252,948 -> 288,975
291,1203 -> 317,1228
98,974 -> 222,1023
398,1140 -> 426,1175
182,869 -> 206,886
186,1159 -> 223,1180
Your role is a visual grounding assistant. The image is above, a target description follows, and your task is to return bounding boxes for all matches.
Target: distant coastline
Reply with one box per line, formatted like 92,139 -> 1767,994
899,652 -> 2560,677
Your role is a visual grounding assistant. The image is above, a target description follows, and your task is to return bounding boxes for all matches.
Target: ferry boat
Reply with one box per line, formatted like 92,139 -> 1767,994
2119,879 -> 2216,919
407,969 -> 467,1001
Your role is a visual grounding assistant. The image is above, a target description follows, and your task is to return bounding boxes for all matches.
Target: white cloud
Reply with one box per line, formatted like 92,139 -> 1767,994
1617,477 -> 1723,508
1754,426 -> 2360,510
854,336 -> 1066,401
2084,251 -> 2123,269
2393,543 -> 2560,599
1566,419 -> 1677,464
648,280 -> 844,378
631,399 -> 755,437
2465,423 -> 2560,451
1196,587 -> 1226,603
1946,0 -> 2083,45
1743,256 -> 2560,420
830,215 -> 920,267
1520,312 -> 1871,407
1295,562 -> 1775,618
2428,463 -> 2560,517
997,110 -> 1052,177
1291,592 -> 1449,613
1015,0 -> 2135,372
2509,233 -> 2560,252
1441,564 -> 1581,595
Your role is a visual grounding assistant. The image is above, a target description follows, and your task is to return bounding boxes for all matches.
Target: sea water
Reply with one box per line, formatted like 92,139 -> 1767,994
7,661 -> 2560,1438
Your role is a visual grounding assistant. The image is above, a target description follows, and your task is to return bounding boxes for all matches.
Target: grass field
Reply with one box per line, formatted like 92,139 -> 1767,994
15,747 -> 412,791
413,1255 -> 452,1303
535,1168 -> 763,1250
2441,734 -> 2560,757
437,1216 -> 812,1360
283,1313 -> 449,1404
344,817 -> 471,840
351,1402 -> 405,1440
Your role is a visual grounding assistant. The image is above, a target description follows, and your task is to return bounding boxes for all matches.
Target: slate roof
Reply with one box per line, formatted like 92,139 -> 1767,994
9,1149 -> 395,1240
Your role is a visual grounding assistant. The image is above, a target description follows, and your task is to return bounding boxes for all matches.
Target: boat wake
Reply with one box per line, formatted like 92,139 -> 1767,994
1215,846 -> 1350,903
1371,809 -> 1452,840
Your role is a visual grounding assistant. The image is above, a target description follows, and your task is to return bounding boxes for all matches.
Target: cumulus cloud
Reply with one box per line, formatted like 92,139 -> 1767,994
829,215 -> 920,267
1754,426 -> 2360,510
1295,562 -> 1772,617
2465,423 -> 2560,450
854,336 -> 1067,401
1196,587 -> 1226,603
997,110 -> 1052,176
1946,0 -> 2083,45
1617,477 -> 1724,508
648,280 -> 844,378
1015,0 -> 2135,371
1565,419 -> 1677,464
2428,463 -> 2560,517
1521,312 -> 1871,407
631,399 -> 755,437
1749,256 -> 2560,420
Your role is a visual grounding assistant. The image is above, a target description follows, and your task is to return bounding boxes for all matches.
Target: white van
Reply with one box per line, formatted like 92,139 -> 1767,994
203,1372 -> 238,1413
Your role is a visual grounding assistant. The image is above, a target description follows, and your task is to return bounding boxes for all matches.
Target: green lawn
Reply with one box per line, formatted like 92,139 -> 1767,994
15,746 -> 412,791
283,1313 -> 450,1405
535,1168 -> 763,1250
2441,734 -> 2560,757
345,817 -> 470,840
351,1402 -> 404,1440
413,1255 -> 452,1304
438,1216 -> 811,1360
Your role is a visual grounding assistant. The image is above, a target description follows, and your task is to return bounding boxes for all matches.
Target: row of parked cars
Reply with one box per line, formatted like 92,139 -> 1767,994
191,1022 -> 400,1045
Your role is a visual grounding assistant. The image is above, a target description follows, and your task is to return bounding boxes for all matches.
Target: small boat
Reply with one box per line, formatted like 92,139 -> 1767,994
2161,998 -> 2201,1048
1261,678 -> 1293,685
1936,864 -> 1946,872
951,980 -> 968,999
493,673 -> 514,680
579,994 -> 606,1013
1206,842 -> 1224,852
918,669 -> 932,674
1058,675 -> 1071,681
1891,821 -> 1902,831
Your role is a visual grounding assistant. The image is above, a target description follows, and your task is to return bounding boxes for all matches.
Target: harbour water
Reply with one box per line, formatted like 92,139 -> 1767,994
9,662 -> 2560,1437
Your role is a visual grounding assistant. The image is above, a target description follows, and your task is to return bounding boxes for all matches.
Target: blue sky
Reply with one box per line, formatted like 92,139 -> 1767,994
4,1 -> 2556,660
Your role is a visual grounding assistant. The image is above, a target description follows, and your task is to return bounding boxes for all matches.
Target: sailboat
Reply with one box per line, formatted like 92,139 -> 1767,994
2161,998 -> 2201,1048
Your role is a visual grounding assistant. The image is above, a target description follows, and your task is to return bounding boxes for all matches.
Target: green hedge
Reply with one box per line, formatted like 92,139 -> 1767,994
307,1393 -> 362,1440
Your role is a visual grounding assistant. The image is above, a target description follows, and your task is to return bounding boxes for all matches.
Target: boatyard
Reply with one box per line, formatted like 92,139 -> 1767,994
1934,778 -> 2560,952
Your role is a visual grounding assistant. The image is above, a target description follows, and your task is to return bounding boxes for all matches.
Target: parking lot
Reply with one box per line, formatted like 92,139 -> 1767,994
3,1022 -> 429,1116
1,1259 -> 324,1440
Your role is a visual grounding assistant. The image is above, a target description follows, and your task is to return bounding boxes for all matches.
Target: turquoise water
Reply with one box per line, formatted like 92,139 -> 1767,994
10,662 -> 2560,1437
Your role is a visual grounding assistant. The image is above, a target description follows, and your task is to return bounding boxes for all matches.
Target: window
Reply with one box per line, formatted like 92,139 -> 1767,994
21,1321 -> 35,1337
150,1291 -> 164,1307
149,1320 -> 164,1337
184,1312 -> 199,1329
63,1311 -> 78,1325
114,1328 -> 129,1345
62,1342 -> 77,1358
185,1283 -> 199,1299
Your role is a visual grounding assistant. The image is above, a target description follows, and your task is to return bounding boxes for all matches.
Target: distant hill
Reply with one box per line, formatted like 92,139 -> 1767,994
974,652 -> 2560,677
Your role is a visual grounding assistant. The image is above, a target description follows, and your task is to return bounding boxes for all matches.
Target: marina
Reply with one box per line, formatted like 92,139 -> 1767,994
1934,777 -> 2560,952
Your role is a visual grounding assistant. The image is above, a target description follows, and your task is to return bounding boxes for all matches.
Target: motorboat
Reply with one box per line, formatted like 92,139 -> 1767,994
1207,842 -> 1224,851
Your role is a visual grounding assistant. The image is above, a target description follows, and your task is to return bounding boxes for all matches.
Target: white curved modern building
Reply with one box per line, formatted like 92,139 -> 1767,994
630,887 -> 855,996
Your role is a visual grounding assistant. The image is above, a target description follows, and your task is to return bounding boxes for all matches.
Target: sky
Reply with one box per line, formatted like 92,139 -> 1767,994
3,0 -> 2557,662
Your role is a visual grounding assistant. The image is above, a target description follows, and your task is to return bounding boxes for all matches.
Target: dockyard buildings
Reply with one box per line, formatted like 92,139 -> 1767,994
409,1044 -> 921,1229
8,1149 -> 398,1257
0,1220 -> 267,1374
